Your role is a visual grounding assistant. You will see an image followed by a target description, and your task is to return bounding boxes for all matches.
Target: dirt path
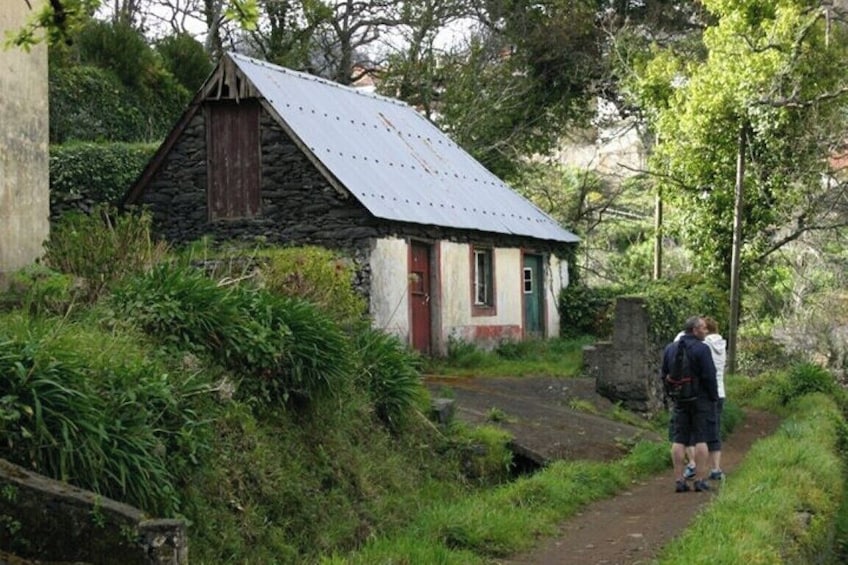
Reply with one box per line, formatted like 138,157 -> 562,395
496,409 -> 782,565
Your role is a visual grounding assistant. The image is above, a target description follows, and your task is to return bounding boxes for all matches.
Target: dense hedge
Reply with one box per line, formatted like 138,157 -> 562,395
559,274 -> 728,346
49,64 -> 187,143
50,142 -> 157,216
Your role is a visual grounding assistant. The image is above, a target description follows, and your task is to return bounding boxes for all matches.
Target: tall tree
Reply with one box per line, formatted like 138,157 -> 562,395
635,0 -> 848,280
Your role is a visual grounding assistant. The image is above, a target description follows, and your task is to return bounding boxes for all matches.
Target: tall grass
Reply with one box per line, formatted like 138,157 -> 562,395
0,313 -> 209,515
426,336 -> 593,377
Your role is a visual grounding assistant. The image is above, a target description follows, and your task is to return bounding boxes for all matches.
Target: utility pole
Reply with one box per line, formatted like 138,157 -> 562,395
653,188 -> 662,280
727,125 -> 747,375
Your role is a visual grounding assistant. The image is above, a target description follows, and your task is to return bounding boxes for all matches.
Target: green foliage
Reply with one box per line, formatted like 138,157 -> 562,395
558,284 -> 626,338
0,313 -> 210,516
50,142 -> 157,207
768,362 -> 844,408
109,263 -> 352,406
353,327 -> 424,430
155,33 -> 213,93
634,0 -> 848,280
49,21 -> 190,143
257,246 -> 367,328
736,333 -> 801,377
74,20 -> 156,88
639,275 -> 729,347
658,394 -> 844,564
44,206 -> 169,302
0,265 -> 77,316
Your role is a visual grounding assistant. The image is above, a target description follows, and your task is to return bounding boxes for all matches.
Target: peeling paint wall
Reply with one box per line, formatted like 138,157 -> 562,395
0,1 -> 50,289
369,237 -> 410,339
439,242 -> 523,348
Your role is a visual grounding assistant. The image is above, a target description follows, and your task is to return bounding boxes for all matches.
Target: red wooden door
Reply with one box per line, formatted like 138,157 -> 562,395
409,242 -> 432,354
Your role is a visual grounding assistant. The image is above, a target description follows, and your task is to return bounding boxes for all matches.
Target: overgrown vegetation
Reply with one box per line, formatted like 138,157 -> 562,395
2,208 -> 845,562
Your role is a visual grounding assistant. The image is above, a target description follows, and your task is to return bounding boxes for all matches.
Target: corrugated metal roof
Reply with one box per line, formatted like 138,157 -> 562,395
229,52 -> 579,244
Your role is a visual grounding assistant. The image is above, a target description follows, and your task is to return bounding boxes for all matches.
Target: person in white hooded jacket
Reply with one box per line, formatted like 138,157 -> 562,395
703,316 -> 726,479
675,317 -> 727,480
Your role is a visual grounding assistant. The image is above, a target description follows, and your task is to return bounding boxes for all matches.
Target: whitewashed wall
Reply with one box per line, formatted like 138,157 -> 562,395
369,237 -> 410,339
369,237 -> 569,351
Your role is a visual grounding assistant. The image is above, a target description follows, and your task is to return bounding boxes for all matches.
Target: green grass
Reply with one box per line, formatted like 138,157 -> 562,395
656,393 -> 845,564
335,440 -> 669,563
425,336 -> 594,377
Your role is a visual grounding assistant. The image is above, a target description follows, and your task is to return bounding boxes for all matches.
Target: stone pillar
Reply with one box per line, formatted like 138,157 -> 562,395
594,296 -> 664,414
0,0 -> 50,290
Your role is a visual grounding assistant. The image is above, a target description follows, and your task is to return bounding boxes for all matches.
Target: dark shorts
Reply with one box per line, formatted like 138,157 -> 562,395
707,398 -> 724,452
671,398 -> 715,445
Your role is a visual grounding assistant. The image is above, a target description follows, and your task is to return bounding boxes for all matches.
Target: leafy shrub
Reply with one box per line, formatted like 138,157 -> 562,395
155,33 -> 213,93
0,265 -> 77,316
49,20 -> 189,143
0,314 -> 206,515
640,274 -> 728,347
353,327 -> 424,429
558,284 -> 626,338
736,333 -> 801,377
445,335 -> 488,368
50,142 -> 157,211
110,264 -> 352,406
770,362 -> 842,407
257,246 -> 367,328
44,206 -> 169,301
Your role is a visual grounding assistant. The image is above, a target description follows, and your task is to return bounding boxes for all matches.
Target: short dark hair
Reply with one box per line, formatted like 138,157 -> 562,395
683,316 -> 703,334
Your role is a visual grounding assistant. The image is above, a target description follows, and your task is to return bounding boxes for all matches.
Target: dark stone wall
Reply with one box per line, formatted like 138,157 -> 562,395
136,102 -> 567,256
0,458 -> 187,564
133,101 -> 571,303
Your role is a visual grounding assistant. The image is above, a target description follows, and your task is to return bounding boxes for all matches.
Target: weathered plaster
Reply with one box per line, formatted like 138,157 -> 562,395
369,237 -> 410,339
0,0 -> 50,289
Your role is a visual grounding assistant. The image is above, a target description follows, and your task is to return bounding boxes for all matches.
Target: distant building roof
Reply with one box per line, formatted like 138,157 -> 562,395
230,53 -> 577,244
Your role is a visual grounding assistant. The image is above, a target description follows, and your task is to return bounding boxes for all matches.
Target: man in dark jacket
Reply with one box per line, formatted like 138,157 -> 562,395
662,315 -> 718,492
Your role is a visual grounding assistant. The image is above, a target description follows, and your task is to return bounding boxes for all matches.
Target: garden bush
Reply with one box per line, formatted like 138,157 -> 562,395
44,206 -> 168,302
50,142 -> 157,213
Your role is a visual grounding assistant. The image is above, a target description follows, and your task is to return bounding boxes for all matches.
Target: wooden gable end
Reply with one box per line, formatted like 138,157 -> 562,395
206,100 -> 261,220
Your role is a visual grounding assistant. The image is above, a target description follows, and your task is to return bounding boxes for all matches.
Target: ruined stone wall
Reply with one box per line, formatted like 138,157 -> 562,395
0,1 -> 50,290
0,458 -> 187,564
585,296 -> 665,414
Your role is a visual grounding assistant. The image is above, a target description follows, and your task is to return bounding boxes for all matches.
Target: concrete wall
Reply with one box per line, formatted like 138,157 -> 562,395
0,0 -> 50,289
585,296 -> 665,414
369,237 -> 410,338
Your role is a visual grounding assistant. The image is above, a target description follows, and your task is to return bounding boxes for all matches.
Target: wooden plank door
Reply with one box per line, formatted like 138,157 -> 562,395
409,242 -> 432,353
522,253 -> 544,338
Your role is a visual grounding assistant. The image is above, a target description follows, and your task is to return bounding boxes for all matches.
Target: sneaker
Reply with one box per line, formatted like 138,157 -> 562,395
694,480 -> 711,492
675,480 -> 690,493
708,469 -> 725,481
683,465 -> 696,480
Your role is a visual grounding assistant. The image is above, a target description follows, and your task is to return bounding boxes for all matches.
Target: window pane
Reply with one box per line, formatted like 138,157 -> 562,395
523,267 -> 533,293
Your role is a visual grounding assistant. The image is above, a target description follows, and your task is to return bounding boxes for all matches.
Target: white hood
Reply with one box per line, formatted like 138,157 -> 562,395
704,333 -> 727,398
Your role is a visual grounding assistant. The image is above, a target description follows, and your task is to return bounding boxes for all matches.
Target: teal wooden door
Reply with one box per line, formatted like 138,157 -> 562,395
522,254 -> 544,337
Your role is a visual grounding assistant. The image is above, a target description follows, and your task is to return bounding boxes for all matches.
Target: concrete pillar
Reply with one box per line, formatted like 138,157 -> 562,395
0,0 -> 50,289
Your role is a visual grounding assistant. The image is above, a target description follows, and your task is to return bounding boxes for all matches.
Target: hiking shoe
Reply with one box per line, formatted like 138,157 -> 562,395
708,469 -> 725,481
683,465 -> 696,480
694,480 -> 711,492
675,480 -> 690,493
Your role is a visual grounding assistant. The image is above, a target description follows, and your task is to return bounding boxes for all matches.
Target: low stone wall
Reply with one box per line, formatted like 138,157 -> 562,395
585,296 -> 665,415
0,458 -> 187,564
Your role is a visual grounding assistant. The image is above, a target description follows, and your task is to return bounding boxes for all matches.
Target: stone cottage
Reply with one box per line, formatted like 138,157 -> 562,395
123,52 -> 579,354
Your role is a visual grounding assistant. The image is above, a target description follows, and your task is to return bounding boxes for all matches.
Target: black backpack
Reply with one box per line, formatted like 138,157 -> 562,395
665,340 -> 698,402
